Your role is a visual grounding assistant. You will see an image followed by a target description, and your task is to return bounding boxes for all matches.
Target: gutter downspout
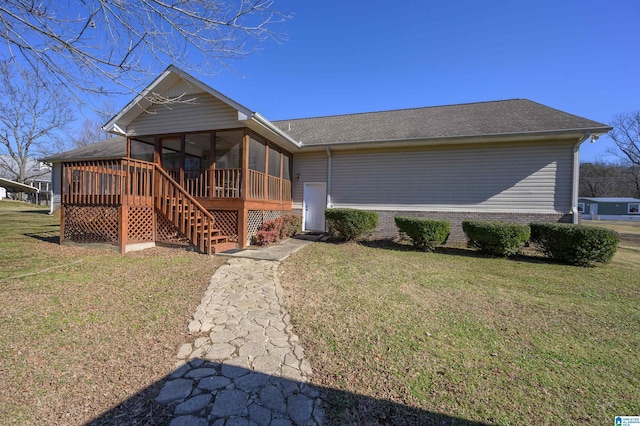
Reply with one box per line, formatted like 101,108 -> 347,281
326,145 -> 332,208
572,132 -> 590,224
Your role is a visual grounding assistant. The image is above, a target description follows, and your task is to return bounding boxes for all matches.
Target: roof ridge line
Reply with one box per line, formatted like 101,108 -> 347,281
272,99 -> 528,122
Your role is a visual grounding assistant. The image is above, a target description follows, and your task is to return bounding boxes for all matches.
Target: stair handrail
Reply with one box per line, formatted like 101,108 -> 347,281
154,164 -> 215,222
155,164 -> 217,253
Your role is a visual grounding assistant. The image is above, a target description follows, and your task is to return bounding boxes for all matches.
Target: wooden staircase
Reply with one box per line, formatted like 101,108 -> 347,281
155,166 -> 236,254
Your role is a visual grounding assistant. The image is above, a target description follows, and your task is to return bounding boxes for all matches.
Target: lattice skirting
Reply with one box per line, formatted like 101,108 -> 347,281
127,206 -> 154,243
156,211 -> 190,245
247,210 -> 285,245
211,210 -> 238,242
64,205 -> 118,244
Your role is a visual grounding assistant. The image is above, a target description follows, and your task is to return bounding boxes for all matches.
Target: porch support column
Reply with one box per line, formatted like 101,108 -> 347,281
209,131 -> 216,198
239,130 -> 250,248
279,151 -> 284,204
126,137 -> 131,159
242,130 -> 249,200
263,142 -> 269,201
153,136 -> 162,166
179,134 -> 186,188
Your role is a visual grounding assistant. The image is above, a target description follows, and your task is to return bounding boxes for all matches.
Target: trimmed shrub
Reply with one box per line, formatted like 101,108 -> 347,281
462,220 -> 530,256
395,216 -> 450,251
254,215 -> 302,246
280,214 -> 302,239
529,222 -> 619,266
325,208 -> 378,241
254,217 -> 283,246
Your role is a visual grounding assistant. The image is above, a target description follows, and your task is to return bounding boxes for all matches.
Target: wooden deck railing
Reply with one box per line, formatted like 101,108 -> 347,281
164,168 -> 290,202
62,159 -> 154,206
63,161 -> 292,205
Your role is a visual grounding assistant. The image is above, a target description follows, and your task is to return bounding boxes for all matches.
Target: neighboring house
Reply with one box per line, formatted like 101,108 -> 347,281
0,177 -> 39,202
43,65 -> 611,254
578,197 -> 640,220
0,155 -> 52,204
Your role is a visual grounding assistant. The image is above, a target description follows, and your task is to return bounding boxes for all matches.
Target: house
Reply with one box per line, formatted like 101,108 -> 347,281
578,197 -> 640,220
43,65 -> 612,254
0,156 -> 52,204
0,177 -> 39,202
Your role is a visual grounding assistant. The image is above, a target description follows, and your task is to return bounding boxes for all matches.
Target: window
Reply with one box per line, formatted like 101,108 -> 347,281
577,203 -> 585,214
629,203 -> 639,214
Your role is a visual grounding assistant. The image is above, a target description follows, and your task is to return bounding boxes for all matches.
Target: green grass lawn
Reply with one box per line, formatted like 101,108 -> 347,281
280,234 -> 640,424
0,201 -> 225,424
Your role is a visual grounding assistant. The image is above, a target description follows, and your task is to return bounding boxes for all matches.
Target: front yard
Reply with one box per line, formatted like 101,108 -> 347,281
280,230 -> 640,424
2,200 -> 639,425
0,201 -> 225,424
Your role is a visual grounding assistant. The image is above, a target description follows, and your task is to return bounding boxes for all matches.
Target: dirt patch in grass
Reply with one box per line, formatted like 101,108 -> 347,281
280,240 -> 640,425
0,202 -> 225,424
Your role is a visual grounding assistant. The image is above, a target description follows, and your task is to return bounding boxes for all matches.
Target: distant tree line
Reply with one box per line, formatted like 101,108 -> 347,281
581,111 -> 640,198
580,161 -> 640,198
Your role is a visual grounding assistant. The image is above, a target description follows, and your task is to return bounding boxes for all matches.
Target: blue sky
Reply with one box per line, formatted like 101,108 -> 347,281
111,0 -> 639,162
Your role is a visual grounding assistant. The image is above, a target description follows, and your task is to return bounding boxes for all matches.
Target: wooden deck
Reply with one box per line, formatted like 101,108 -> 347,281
60,158 -> 293,253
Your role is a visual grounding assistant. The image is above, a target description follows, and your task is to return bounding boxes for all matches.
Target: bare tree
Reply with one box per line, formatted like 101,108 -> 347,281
0,63 -> 72,183
580,161 -> 618,197
580,161 -> 640,198
608,112 -> 640,197
0,0 -> 290,106
73,101 -> 118,147
609,111 -> 640,166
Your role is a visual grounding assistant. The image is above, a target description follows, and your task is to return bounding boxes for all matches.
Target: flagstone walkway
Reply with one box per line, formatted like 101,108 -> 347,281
155,257 -> 325,426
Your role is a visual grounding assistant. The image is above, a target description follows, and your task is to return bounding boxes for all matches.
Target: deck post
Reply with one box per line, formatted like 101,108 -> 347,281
59,163 -> 65,244
59,205 -> 65,244
118,204 -> 128,253
238,207 -> 248,248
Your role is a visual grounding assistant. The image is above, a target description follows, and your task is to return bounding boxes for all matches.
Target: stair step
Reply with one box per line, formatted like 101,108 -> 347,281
211,241 -> 238,253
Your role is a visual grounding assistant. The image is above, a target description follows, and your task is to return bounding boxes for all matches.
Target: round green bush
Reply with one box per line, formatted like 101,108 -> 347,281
395,216 -> 450,251
462,220 -> 530,256
325,208 -> 379,241
529,222 -> 619,266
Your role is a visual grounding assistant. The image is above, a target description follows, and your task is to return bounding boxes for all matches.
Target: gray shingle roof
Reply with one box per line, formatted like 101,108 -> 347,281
43,99 -> 612,162
273,99 -> 611,146
42,137 -> 126,162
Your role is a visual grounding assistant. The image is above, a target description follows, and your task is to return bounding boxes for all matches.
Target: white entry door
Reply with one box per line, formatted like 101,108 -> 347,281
303,182 -> 326,232
590,203 -> 598,216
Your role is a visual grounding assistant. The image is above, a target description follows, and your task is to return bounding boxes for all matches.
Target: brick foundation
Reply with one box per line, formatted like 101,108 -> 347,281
372,211 -> 573,245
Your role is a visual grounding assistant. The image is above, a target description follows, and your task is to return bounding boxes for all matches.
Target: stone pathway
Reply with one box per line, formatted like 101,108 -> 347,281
156,257 -> 324,426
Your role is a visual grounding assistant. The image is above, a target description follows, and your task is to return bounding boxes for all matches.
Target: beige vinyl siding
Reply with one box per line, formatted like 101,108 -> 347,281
127,92 -> 239,136
292,151 -> 328,206
328,141 -> 573,213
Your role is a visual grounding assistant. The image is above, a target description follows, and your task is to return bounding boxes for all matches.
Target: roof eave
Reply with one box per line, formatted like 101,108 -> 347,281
245,112 -> 302,151
298,127 -> 613,151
